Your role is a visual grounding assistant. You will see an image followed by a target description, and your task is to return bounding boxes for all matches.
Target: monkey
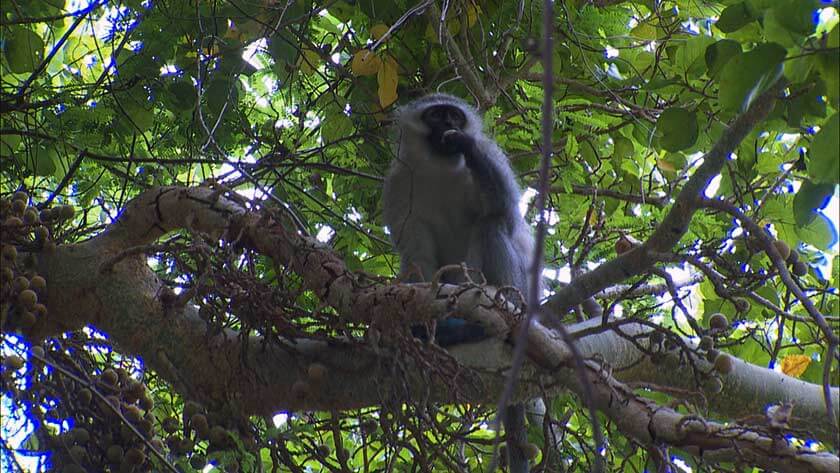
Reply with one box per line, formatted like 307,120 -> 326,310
382,93 -> 536,473
383,93 -> 534,299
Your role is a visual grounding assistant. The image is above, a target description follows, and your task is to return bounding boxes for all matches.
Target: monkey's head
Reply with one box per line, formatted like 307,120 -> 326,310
396,94 -> 482,159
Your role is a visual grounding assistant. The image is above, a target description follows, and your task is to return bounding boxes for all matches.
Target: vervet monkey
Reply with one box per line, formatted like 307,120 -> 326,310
383,93 -> 536,473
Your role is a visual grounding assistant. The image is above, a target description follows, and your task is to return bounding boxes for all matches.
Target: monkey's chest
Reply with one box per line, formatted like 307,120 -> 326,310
415,184 -> 480,263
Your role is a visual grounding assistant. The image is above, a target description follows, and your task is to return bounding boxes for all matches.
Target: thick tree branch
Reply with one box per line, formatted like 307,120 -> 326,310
31,187 -> 535,414
27,188 -> 837,464
554,359 -> 838,473
571,318 -> 840,444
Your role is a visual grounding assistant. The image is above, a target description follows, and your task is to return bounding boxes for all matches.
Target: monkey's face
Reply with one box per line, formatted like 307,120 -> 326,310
420,104 -> 468,157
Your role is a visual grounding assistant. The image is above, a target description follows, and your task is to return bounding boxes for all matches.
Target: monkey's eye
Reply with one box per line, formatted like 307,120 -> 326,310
422,106 -> 448,124
447,109 -> 465,127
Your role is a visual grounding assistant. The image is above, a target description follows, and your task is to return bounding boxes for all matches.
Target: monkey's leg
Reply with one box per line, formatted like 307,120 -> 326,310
392,220 -> 439,284
466,222 -> 528,288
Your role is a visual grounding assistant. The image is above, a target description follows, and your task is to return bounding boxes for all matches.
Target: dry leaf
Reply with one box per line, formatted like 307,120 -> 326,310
377,55 -> 399,108
466,4 -> 479,28
780,354 -> 811,378
371,23 -> 389,41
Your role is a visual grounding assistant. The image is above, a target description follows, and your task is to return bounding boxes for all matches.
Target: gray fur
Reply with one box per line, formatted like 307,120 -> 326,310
382,93 -> 536,473
383,93 -> 535,290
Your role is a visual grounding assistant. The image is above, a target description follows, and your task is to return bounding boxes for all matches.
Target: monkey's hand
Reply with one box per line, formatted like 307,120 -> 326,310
441,129 -> 475,155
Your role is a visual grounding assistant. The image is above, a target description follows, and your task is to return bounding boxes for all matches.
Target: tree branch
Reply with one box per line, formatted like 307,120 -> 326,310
425,2 -> 494,109
544,81 -> 786,315
29,186 -> 838,465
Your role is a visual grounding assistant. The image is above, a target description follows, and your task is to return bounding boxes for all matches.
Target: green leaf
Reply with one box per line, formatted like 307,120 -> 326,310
118,99 -> 155,132
774,0 -> 818,35
719,43 -> 786,112
632,121 -> 654,146
755,149 -> 785,174
0,132 -> 21,157
716,2 -> 754,33
268,32 -> 300,67
745,0 -> 775,11
658,152 -> 687,181
705,39 -> 741,78
808,113 -> 840,184
21,430 -> 40,450
164,79 -> 198,113
793,180 -> 835,227
565,134 -> 579,159
644,77 -> 681,91
795,213 -> 837,251
783,53 -> 815,85
675,35 -> 714,75
321,111 -> 353,143
118,52 -> 159,80
3,27 -> 45,73
329,1 -> 356,21
784,81 -> 827,127
205,79 -> 238,117
762,196 -> 799,246
764,9 -> 801,48
630,22 -> 657,41
655,108 -> 698,152
28,142 -> 57,176
611,136 -> 633,160
816,25 -> 840,107
755,284 -> 780,307
22,0 -> 64,17
357,0 -> 403,22
580,140 -> 599,168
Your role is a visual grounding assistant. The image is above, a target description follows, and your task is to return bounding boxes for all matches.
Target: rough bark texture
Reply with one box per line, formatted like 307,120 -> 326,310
25,186 -> 839,472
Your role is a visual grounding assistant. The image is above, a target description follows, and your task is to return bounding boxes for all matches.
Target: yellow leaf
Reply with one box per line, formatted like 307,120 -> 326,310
780,354 -> 811,378
466,4 -> 479,28
351,49 -> 382,76
377,56 -> 399,108
370,23 -> 389,41
424,17 -> 460,42
448,18 -> 461,36
297,48 -> 320,75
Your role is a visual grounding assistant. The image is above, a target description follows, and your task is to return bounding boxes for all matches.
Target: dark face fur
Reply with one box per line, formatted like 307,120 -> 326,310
421,104 -> 467,156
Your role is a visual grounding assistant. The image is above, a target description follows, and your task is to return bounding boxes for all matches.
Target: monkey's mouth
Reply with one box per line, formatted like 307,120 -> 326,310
436,129 -> 462,156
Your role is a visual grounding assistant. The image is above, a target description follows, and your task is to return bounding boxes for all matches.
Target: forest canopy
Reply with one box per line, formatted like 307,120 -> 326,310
1,0 -> 839,472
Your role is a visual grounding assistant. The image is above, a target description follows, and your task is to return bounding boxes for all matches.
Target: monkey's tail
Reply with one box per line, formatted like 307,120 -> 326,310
504,403 -> 530,473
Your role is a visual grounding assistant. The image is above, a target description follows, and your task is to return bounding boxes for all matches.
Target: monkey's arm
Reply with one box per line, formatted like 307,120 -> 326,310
442,131 -> 519,227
